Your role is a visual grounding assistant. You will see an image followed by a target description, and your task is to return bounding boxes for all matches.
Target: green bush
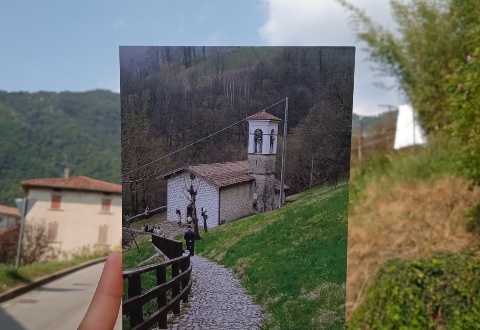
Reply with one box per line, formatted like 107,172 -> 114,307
466,204 -> 480,238
349,251 -> 480,329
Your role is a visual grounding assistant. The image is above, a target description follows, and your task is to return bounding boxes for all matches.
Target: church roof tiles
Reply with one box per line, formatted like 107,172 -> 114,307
245,111 -> 282,121
162,160 -> 289,190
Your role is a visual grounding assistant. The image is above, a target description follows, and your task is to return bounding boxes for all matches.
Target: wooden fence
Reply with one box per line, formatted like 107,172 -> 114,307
152,235 -> 184,259
123,236 -> 191,330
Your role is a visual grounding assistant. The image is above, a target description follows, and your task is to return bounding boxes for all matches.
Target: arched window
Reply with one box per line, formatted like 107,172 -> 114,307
254,129 -> 263,153
270,129 -> 275,153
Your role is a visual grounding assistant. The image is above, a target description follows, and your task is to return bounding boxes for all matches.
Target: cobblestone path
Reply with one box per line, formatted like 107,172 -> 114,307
166,255 -> 263,330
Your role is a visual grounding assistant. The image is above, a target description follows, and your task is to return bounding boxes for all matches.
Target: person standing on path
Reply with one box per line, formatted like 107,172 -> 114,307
184,225 -> 196,256
176,209 -> 182,226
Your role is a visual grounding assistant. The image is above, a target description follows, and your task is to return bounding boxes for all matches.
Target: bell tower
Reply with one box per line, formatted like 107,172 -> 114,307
246,111 -> 281,213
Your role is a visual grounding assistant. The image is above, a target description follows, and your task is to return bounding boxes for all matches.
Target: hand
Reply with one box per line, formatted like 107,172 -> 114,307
78,253 -> 123,330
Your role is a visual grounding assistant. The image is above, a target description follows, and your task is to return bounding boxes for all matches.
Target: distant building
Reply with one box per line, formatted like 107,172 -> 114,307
21,176 -> 122,259
394,104 -> 428,149
0,205 -> 20,229
162,111 -> 288,228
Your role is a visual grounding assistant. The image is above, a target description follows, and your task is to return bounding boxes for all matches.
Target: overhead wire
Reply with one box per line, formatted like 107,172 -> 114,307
123,98 -> 286,178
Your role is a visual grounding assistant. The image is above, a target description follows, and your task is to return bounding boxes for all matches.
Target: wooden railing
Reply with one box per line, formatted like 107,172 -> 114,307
123,236 -> 190,329
152,235 -> 184,259
123,253 -> 192,330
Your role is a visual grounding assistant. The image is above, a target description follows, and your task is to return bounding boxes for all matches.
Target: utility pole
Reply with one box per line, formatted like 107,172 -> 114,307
279,97 -> 288,208
358,117 -> 363,161
412,107 -> 416,146
378,104 -> 397,150
15,198 -> 28,269
14,197 -> 36,268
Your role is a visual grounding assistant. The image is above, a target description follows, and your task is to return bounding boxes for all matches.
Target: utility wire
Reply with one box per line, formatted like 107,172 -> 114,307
123,98 -> 286,177
251,46 -> 269,77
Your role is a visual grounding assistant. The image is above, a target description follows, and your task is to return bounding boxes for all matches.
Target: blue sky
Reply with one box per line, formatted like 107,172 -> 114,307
0,0 -> 405,115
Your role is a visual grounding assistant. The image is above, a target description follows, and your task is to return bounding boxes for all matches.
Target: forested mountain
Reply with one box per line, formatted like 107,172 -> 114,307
0,89 -> 121,206
0,48 -> 392,210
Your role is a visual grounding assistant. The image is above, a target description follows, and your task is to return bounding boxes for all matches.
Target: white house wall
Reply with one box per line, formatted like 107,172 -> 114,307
25,188 -> 122,259
167,172 -> 219,228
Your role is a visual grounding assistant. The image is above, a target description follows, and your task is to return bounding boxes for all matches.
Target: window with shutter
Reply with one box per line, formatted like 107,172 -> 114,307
47,222 -> 59,242
101,198 -> 112,213
51,195 -> 62,210
98,225 -> 109,245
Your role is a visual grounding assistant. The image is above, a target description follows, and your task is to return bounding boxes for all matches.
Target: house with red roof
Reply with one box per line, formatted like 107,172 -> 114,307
0,204 -> 20,229
162,111 -> 288,228
20,175 -> 122,259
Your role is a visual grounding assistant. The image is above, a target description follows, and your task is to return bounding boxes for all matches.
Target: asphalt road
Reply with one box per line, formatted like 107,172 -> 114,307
0,261 -> 122,330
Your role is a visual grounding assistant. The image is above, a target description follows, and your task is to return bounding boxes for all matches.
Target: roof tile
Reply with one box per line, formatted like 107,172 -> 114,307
0,205 -> 20,218
21,176 -> 121,194
246,111 -> 282,121
188,161 -> 254,187
166,160 -> 289,190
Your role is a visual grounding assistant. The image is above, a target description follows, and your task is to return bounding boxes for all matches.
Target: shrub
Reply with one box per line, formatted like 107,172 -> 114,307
466,203 -> 480,238
349,251 -> 480,329
0,226 -> 19,264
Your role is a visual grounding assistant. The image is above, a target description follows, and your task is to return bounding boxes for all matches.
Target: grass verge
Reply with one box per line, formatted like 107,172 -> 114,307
0,248 -> 111,295
346,137 -> 480,321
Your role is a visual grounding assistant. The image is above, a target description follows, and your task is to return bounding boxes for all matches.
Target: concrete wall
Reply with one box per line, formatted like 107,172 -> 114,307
166,172 -> 219,228
219,183 -> 254,224
25,188 -> 122,259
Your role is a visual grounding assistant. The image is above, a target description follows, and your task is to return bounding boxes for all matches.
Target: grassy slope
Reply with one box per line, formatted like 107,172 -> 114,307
346,139 -> 480,321
195,184 -> 349,330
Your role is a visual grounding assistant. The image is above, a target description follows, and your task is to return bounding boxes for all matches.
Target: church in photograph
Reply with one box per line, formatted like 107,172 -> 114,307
161,111 -> 288,229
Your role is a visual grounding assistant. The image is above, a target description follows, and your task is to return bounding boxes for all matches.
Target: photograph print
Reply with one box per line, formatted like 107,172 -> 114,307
120,46 -> 355,330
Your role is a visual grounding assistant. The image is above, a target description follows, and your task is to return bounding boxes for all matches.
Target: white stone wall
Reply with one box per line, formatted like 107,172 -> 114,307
25,188 -> 122,259
219,183 -> 254,224
167,172 -> 219,228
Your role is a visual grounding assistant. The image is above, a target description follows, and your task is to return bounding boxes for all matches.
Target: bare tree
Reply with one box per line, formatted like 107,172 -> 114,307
186,182 -> 201,239
21,221 -> 55,265
201,207 -> 208,233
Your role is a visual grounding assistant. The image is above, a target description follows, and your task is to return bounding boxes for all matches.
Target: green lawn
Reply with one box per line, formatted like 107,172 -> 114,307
195,184 -> 349,329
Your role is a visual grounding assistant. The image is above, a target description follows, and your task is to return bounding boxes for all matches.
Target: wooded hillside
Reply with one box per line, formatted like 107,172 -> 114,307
0,89 -> 121,206
121,46 -> 355,216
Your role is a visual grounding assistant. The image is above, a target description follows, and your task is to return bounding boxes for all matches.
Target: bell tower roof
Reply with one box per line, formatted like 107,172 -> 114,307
246,111 -> 282,122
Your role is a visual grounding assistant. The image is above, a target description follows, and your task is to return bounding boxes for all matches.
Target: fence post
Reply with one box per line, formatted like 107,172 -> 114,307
172,260 -> 180,315
181,255 -> 190,303
157,264 -> 167,329
128,274 -> 143,328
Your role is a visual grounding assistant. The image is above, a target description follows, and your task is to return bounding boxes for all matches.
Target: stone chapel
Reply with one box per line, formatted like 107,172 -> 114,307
162,111 -> 288,228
